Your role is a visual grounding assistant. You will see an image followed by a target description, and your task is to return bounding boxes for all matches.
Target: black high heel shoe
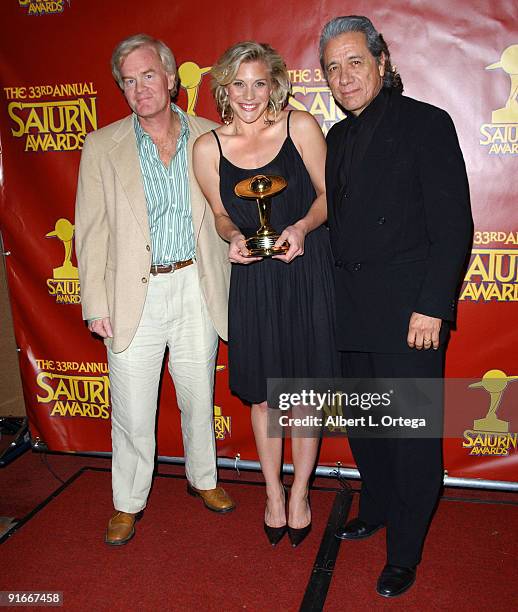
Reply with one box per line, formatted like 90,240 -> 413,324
264,522 -> 288,546
288,490 -> 312,548
288,522 -> 312,548
264,485 -> 287,546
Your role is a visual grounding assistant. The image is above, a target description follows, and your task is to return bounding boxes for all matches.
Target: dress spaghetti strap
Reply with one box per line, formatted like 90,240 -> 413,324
287,110 -> 293,138
211,129 -> 223,157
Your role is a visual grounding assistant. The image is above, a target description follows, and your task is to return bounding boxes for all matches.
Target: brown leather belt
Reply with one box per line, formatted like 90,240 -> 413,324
150,259 -> 194,275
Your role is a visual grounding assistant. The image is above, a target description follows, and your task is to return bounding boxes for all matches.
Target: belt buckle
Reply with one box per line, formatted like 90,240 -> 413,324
151,260 -> 192,275
151,264 -> 171,276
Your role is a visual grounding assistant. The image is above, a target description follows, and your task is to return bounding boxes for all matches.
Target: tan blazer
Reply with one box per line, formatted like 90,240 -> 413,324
75,114 -> 229,353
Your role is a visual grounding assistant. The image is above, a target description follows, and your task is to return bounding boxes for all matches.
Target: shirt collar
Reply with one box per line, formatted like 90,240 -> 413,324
350,87 -> 388,125
133,102 -> 190,147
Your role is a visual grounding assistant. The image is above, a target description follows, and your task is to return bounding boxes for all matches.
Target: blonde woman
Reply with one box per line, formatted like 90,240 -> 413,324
193,42 -> 338,547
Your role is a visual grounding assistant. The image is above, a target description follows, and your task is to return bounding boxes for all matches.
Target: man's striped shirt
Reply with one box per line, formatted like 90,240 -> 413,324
134,103 -> 195,265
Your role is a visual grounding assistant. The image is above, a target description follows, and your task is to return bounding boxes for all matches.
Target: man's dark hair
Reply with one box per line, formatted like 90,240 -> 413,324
319,15 -> 403,92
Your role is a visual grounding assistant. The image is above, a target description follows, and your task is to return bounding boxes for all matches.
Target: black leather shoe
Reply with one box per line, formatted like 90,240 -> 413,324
376,564 -> 416,598
335,517 -> 383,540
288,523 -> 312,548
264,522 -> 287,546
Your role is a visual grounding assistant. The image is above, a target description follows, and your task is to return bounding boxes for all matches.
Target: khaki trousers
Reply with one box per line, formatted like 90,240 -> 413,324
107,263 -> 218,513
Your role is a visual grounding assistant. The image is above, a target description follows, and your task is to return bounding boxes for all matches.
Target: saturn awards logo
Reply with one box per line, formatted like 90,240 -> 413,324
178,61 -> 211,116
18,0 -> 70,16
213,364 -> 231,440
45,218 -> 80,304
460,244 -> 518,302
214,405 -> 231,440
463,370 -> 518,456
35,358 -> 110,419
479,45 -> 518,155
4,80 -> 97,152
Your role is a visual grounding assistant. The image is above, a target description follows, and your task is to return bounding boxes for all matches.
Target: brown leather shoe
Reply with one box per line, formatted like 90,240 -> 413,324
187,483 -> 235,513
105,510 -> 142,546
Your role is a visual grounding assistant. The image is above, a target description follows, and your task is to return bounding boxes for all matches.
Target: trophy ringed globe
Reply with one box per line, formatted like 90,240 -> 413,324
234,174 -> 287,199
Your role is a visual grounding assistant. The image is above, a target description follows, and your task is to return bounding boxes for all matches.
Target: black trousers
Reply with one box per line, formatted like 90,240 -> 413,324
341,349 -> 445,567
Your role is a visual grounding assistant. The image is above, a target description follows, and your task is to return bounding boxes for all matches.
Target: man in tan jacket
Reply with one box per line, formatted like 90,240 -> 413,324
75,33 -> 234,546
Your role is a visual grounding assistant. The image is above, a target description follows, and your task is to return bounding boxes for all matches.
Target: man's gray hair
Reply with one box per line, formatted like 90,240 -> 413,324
111,33 -> 178,94
319,15 -> 403,92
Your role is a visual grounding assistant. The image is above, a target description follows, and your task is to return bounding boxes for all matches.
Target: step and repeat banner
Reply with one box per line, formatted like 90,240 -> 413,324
0,0 -> 517,483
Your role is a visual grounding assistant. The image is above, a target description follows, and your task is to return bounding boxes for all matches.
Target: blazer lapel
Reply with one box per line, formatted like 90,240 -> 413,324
326,121 -> 350,225
186,116 -> 207,244
348,91 -> 401,203
332,92 -> 402,261
108,116 -> 151,243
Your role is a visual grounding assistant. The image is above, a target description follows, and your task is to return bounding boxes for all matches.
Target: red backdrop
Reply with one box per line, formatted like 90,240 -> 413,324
1,0 -> 517,482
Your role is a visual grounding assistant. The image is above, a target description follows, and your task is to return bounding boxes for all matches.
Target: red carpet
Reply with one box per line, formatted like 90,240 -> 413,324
324,495 -> 518,610
1,454 -> 517,610
1,469 -> 335,611
0,452 -> 111,518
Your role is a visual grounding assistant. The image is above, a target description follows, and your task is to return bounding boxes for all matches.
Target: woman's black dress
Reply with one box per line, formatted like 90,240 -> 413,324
214,113 -> 339,404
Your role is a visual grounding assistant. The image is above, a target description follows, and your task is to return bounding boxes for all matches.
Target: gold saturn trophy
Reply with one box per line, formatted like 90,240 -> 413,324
469,369 -> 518,433
234,174 -> 288,257
46,218 -> 79,280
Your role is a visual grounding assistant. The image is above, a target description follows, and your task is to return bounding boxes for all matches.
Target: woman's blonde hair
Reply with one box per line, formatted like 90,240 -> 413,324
211,41 -> 291,123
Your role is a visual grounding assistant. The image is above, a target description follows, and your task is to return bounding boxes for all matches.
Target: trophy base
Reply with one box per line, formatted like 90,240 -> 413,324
473,416 -> 509,433
245,235 -> 289,258
491,107 -> 518,123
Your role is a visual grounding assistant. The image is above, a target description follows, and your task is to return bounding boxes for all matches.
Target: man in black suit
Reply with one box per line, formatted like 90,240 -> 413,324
319,16 -> 472,597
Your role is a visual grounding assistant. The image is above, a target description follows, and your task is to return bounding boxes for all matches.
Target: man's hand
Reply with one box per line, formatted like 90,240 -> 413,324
407,312 -> 442,350
88,317 -> 113,338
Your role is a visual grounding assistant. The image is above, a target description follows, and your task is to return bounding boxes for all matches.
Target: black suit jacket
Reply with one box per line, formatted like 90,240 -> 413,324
326,91 -> 472,353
